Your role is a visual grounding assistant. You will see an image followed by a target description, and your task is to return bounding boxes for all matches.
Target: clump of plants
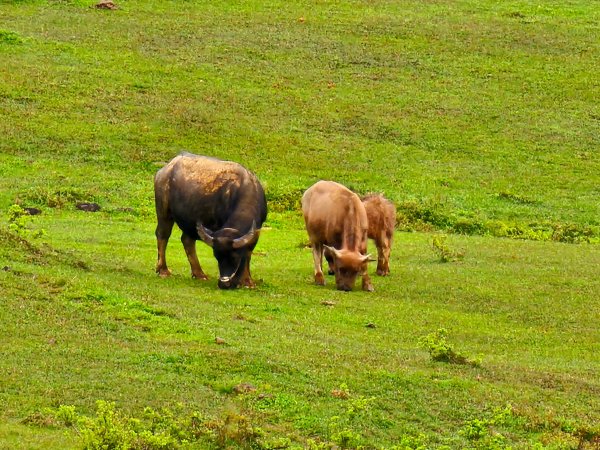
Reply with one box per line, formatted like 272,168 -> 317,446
265,187 -> 305,213
396,199 -> 455,232
17,186 -> 98,209
418,329 -> 478,366
0,29 -> 24,44
393,197 -> 600,244
551,223 -> 598,244
22,401 -> 271,450
457,404 -> 600,449
304,384 -> 380,449
7,204 -> 45,239
431,235 -> 464,263
496,190 -> 538,205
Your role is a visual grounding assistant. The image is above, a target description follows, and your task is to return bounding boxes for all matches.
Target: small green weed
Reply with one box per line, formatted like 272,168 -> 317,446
461,418 -> 489,440
7,204 -> 45,239
459,406 -> 518,447
327,416 -> 364,449
0,29 -> 24,44
431,235 -> 464,263
210,410 -> 264,449
324,385 -> 377,449
418,329 -> 477,366
55,405 -> 78,428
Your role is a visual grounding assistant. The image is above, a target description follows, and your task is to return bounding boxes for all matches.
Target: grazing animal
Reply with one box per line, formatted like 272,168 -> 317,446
301,180 -> 373,292
154,153 -> 267,289
362,194 -> 396,276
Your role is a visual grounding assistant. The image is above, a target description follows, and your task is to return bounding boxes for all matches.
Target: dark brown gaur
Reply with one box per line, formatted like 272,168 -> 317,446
154,152 -> 267,289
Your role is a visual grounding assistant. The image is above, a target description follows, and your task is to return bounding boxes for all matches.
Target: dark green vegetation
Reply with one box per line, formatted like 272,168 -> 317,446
1,0 -> 599,448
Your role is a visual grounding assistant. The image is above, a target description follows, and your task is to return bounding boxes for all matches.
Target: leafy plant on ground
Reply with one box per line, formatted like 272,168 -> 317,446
395,200 -> 600,243
418,329 -> 478,366
0,29 -> 24,44
496,190 -> 539,205
16,186 -> 99,209
431,235 -> 464,263
458,405 -> 600,449
265,188 -> 305,213
28,401 -> 274,449
7,204 -> 45,239
396,200 -> 455,232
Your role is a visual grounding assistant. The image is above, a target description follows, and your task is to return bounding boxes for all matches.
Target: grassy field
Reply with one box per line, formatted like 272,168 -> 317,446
1,0 -> 599,448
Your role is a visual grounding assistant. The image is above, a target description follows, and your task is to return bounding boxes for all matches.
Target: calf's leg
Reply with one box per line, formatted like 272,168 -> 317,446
312,243 -> 325,285
375,233 -> 391,276
362,266 -> 374,292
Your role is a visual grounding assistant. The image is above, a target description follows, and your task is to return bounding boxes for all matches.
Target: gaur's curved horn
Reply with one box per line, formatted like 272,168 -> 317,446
197,223 -> 215,247
232,221 -> 258,249
323,245 -> 342,259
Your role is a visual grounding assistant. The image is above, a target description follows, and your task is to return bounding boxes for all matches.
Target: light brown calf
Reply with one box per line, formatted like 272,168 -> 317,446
302,181 -> 373,292
362,194 -> 396,276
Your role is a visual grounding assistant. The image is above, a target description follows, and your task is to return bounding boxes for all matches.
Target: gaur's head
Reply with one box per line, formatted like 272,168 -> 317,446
324,245 -> 371,291
197,221 -> 259,289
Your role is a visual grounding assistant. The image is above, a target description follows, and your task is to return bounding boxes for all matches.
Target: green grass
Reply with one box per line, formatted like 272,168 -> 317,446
1,0 -> 599,448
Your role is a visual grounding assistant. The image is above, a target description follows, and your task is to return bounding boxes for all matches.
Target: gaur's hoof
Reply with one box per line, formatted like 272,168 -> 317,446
239,276 -> 256,288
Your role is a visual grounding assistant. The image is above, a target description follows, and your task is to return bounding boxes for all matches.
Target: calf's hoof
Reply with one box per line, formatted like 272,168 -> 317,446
157,268 -> 172,278
314,273 -> 325,286
192,272 -> 209,280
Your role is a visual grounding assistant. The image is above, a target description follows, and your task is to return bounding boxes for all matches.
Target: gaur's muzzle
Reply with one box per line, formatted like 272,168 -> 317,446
217,259 -> 243,289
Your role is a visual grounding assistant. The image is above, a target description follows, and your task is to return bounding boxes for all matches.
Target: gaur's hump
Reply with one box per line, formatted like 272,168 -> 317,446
165,153 -> 244,175
178,152 -> 238,167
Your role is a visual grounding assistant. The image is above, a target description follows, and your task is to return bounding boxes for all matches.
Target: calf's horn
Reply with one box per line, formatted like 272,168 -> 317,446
197,223 -> 215,247
232,221 -> 258,249
323,245 -> 342,259
361,253 -> 375,263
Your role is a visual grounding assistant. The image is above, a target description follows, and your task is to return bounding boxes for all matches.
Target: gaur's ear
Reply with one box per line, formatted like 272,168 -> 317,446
323,245 -> 341,259
197,223 -> 215,247
232,221 -> 258,249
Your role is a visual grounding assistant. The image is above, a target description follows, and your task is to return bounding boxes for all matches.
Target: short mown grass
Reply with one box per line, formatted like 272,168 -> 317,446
1,0 -> 599,448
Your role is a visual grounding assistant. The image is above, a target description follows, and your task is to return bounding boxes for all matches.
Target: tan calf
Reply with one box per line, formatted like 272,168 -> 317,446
362,194 -> 396,276
302,181 -> 373,292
